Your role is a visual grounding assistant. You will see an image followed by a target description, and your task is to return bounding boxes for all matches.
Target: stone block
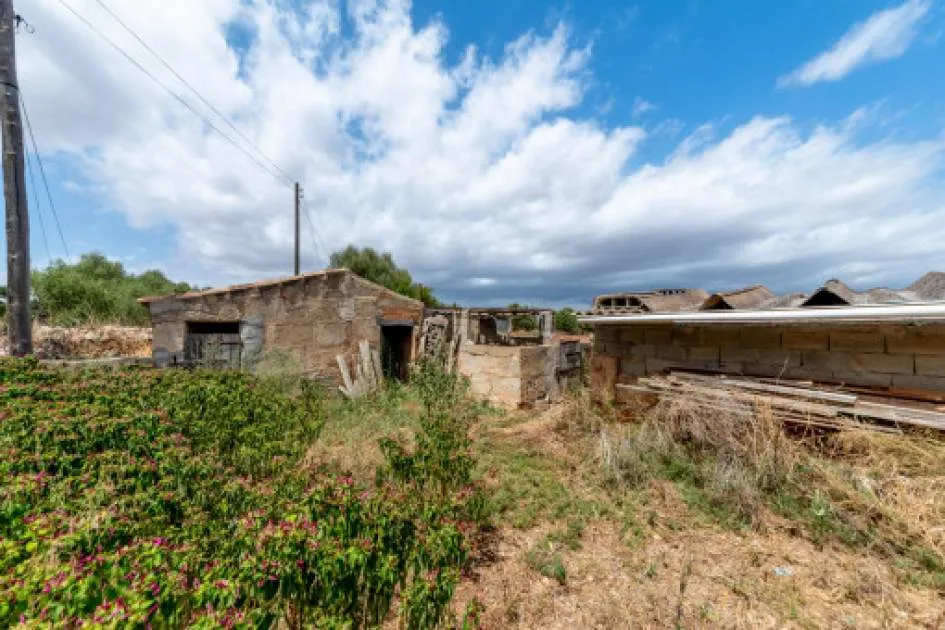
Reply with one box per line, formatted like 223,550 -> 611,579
594,327 -> 619,343
780,330 -> 828,351
620,356 -> 646,376
700,327 -> 741,346
645,356 -> 685,374
853,353 -> 914,375
832,371 -> 894,388
916,355 -> 945,377
891,373 -> 945,392
884,325 -> 945,356
628,344 -> 658,358
656,345 -> 688,361
688,346 -> 720,362
671,326 -> 701,346
829,331 -> 883,353
644,326 -> 673,346
619,327 -> 646,344
740,327 -> 782,348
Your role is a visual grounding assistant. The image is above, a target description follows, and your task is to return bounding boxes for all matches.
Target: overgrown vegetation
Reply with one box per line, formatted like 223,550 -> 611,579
30,253 -> 192,326
597,396 -> 945,586
0,358 -> 484,627
330,246 -> 439,307
553,308 -> 581,334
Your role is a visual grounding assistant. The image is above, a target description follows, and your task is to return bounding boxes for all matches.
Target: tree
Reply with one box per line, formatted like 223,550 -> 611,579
330,246 -> 440,307
32,253 -> 192,326
554,307 -> 581,334
507,303 -> 538,331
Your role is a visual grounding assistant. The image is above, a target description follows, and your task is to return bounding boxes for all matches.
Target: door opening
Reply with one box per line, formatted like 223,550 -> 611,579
184,321 -> 242,368
380,325 -> 412,381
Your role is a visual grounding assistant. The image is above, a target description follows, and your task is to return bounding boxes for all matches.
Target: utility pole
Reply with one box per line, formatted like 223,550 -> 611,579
293,182 -> 301,276
1,0 -> 31,356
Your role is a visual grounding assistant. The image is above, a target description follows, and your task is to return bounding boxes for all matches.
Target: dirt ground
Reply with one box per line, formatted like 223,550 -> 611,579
454,406 -> 945,629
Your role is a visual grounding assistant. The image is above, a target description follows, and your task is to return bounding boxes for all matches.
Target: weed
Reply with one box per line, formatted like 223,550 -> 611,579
524,543 -> 567,586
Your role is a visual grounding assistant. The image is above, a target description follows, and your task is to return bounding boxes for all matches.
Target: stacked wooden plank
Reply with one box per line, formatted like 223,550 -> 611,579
617,372 -> 945,434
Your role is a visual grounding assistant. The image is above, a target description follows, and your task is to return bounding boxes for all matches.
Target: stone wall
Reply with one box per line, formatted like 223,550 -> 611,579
592,321 -> 945,400
457,343 -> 560,408
146,270 -> 423,384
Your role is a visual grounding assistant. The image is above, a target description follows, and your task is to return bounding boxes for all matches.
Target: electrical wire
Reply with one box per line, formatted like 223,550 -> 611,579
54,0 -> 294,189
20,92 -> 69,258
300,195 -> 332,268
24,145 -> 52,262
89,0 -> 296,187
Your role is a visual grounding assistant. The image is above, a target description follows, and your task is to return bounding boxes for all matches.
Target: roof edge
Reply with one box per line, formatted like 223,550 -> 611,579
137,268 -> 423,307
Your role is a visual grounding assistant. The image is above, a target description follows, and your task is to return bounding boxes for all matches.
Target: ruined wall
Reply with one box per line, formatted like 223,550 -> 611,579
457,344 -> 560,408
592,322 -> 945,400
148,271 -> 422,384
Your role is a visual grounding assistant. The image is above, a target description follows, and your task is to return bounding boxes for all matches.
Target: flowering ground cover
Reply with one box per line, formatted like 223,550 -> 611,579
0,358 -> 484,628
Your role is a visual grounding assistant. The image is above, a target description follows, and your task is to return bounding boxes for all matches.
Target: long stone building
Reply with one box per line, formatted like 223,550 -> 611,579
138,269 -> 423,383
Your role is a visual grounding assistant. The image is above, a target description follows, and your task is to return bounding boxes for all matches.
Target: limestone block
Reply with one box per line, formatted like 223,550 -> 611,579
628,344 -> 658,358
852,353 -> 914,375
620,356 -> 646,377
891,373 -> 945,392
829,331 -> 883,353
916,355 -> 945,377
831,371 -> 894,388
781,330 -> 828,351
700,327 -> 741,346
740,327 -> 782,348
595,327 -> 619,343
671,326 -> 701,347
619,327 -> 646,344
688,346 -> 720,362
644,326 -> 672,346
884,325 -> 945,356
656,345 -> 688,361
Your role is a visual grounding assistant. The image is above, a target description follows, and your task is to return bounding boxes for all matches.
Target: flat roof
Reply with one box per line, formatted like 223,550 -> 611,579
579,302 -> 945,325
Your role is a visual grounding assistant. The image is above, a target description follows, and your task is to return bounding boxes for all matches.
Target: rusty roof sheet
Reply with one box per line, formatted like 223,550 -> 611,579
701,285 -> 776,310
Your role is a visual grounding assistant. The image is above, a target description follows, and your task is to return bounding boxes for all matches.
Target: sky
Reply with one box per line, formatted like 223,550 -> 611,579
6,0 -> 945,306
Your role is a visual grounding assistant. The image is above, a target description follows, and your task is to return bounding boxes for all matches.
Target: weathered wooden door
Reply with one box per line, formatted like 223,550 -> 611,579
184,322 -> 242,368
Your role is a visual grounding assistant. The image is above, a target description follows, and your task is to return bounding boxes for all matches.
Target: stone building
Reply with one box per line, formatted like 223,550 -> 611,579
138,269 -> 423,384
584,305 -> 945,402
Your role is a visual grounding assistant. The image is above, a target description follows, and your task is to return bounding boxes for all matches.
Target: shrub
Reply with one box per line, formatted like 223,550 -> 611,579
0,358 -> 484,627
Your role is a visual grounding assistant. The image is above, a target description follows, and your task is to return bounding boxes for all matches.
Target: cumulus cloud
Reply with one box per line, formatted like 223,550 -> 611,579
778,0 -> 931,88
17,0 -> 945,306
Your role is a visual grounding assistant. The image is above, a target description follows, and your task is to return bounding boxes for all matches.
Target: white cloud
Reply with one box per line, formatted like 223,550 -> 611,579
631,96 -> 656,118
778,0 -> 930,88
17,0 -> 945,306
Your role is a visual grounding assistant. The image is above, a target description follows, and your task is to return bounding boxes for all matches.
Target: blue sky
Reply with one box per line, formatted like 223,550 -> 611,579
9,0 -> 945,306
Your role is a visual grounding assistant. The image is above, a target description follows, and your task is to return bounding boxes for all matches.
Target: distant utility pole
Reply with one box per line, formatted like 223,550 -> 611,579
0,0 -> 32,356
294,182 -> 301,276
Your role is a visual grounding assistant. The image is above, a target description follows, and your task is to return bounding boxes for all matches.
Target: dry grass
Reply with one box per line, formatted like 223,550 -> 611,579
456,387 -> 945,628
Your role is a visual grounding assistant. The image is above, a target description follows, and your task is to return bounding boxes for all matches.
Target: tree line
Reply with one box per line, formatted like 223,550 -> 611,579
2,247 -> 582,332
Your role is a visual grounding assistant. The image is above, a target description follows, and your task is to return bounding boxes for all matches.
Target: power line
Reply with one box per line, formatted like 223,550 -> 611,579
89,0 -> 296,187
20,92 -> 69,258
300,194 -> 332,267
54,0 -> 293,189
24,144 -> 52,262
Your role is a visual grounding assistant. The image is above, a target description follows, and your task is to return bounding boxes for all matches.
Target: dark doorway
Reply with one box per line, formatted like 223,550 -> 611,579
380,325 -> 412,381
184,321 -> 242,368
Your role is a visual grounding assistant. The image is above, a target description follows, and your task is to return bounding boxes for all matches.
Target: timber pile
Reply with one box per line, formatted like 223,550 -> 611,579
337,340 -> 383,399
618,372 -> 945,434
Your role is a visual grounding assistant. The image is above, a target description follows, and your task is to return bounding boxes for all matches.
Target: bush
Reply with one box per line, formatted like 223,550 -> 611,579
554,308 -> 581,334
31,253 -> 191,326
0,359 -> 484,627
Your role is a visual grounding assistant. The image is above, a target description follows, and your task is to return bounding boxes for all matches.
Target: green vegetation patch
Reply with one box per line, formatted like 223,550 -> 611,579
0,358 -> 485,627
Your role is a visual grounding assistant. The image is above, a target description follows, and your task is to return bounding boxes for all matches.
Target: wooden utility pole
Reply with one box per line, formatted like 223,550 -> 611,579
294,182 -> 300,276
1,0 -> 31,356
